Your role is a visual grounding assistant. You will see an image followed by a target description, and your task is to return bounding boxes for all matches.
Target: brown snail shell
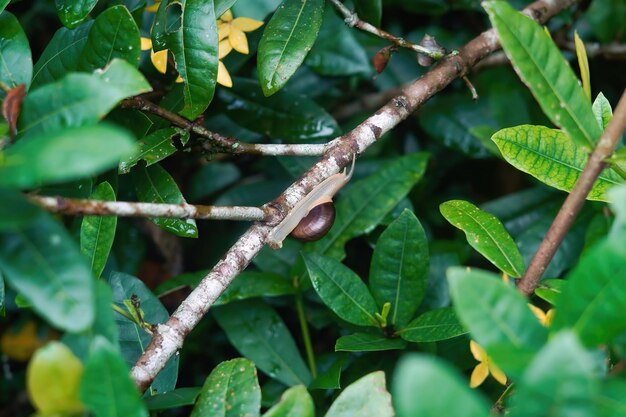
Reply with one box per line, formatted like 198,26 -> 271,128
290,202 -> 335,242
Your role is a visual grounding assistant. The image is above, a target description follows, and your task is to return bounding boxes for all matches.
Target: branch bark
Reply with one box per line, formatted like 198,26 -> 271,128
518,88 -> 626,296
122,96 -> 329,156
29,195 -> 269,221
131,0 -> 576,391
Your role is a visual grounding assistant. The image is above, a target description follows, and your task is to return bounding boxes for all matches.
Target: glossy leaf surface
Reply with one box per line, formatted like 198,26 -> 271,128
0,12 -> 32,92
0,214 -> 95,332
441,200 -> 525,277
304,253 -> 379,327
485,1 -> 602,149
80,182 -> 117,278
257,0 -> 324,95
191,358 -> 261,417
324,371 -> 393,417
370,209 -> 428,327
119,127 -> 190,173
398,307 -> 466,343
335,333 -> 407,352
134,164 -> 198,238
213,300 -> 312,387
262,385 -> 314,417
55,0 -> 98,28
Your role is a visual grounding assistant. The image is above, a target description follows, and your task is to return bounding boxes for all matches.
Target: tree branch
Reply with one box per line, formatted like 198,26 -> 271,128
518,88 -> 626,296
130,0 -> 576,392
29,195 -> 269,221
122,96 -> 328,156
328,0 -> 447,59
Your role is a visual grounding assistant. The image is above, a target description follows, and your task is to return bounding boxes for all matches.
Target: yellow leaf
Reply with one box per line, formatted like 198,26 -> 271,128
151,49 -> 168,74
232,17 -> 264,32
217,61 -> 232,87
219,40 -> 233,59
470,363 -> 489,388
575,31 -> 591,101
229,29 -> 249,54
27,342 -> 84,414
140,37 -> 152,51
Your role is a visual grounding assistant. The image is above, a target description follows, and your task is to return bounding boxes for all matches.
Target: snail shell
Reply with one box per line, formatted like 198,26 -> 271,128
290,200 -> 336,241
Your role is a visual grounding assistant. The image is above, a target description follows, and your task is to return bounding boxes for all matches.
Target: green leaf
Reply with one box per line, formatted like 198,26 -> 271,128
167,0 -> 218,119
0,0 -> 8,13
492,125 -> 623,202
108,272 -> 179,394
62,280 -> 119,361
306,8 -> 370,76
215,0 -> 237,17
534,278 -> 567,305
80,182 -> 117,279
585,0 -> 626,43
218,78 -> 339,141
325,371 -> 393,417
354,0 -> 382,26
440,200 -> 525,277
80,336 -> 148,417
0,123 -> 136,190
257,0 -> 324,96
0,188 -> 42,230
484,1 -> 602,149
369,209 -> 429,327
134,164 -> 198,238
310,153 -> 429,260
213,300 -> 312,387
27,342 -> 84,415
0,12 -> 33,92
303,253 -> 379,327
447,267 -> 548,378
119,127 -> 190,173
552,236 -> 626,346
214,272 -> 295,306
392,354 -> 490,417
77,5 -> 141,71
186,162 -> 241,202
262,385 -> 314,417
335,333 -> 407,352
145,387 -> 201,411
191,358 -> 261,417
508,331 -> 599,417
31,22 -> 93,88
55,0 -> 98,28
20,59 -> 151,137
397,307 -> 467,343
309,353 -> 346,390
0,213 -> 95,332
592,92 -> 612,130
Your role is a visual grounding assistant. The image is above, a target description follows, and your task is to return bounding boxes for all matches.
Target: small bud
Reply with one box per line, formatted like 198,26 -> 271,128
417,34 -> 446,67
372,45 -> 397,74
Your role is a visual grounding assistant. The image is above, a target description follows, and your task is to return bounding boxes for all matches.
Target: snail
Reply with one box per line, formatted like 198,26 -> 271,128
267,156 -> 355,249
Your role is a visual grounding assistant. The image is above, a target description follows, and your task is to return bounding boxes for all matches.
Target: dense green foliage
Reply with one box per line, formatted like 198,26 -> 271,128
1,0 -> 626,416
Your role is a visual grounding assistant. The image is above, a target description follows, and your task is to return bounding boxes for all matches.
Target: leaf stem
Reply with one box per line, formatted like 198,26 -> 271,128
295,280 -> 317,379
518,89 -> 626,295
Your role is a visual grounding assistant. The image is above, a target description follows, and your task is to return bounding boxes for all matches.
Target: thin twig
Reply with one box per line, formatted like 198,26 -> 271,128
29,195 -> 269,221
518,89 -> 626,296
121,97 -> 328,156
328,0 -> 448,59
131,0 -> 577,392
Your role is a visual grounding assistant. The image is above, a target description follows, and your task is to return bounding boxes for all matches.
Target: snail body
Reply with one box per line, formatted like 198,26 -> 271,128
267,156 -> 355,249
